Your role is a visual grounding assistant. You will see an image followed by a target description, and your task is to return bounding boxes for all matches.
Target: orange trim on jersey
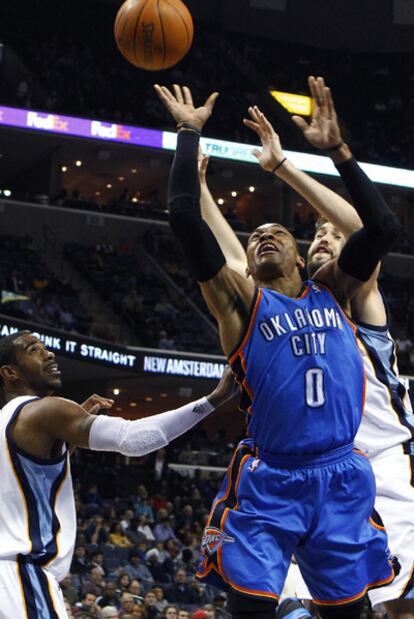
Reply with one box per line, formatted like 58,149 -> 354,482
297,285 -> 311,300
6,441 -> 32,554
198,560 -> 279,600
229,289 -> 262,365
16,559 -> 29,619
240,351 -> 254,414
313,569 -> 395,606
217,454 -> 253,586
369,516 -> 386,532
353,448 -> 368,458
315,282 -> 357,333
204,448 -> 239,529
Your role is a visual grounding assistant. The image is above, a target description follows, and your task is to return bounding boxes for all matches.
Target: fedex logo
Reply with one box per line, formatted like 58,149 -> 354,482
90,121 -> 131,141
27,112 -> 68,131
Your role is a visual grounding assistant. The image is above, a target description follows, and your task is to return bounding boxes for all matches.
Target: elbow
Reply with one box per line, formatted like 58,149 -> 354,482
379,213 -> 401,252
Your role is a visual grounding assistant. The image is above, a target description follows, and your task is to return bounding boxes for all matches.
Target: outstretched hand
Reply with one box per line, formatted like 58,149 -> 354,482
243,106 -> 285,172
81,394 -> 115,415
292,76 -> 342,150
154,84 -> 219,132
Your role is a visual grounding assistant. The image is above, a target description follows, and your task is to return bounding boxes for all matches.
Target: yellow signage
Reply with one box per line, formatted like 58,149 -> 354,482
270,90 -> 312,116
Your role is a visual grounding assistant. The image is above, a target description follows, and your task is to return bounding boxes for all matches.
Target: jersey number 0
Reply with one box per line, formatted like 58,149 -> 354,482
305,368 -> 325,408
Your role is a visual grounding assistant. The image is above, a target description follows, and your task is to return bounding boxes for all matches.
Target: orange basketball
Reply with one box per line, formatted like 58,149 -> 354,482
114,0 -> 194,71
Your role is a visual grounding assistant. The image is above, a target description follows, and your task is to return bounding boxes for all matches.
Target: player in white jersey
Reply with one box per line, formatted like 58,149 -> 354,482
198,77 -> 414,618
0,330 -> 237,618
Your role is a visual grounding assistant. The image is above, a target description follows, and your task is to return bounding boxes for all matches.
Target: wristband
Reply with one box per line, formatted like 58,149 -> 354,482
177,122 -> 202,136
322,141 -> 344,153
272,157 -> 287,174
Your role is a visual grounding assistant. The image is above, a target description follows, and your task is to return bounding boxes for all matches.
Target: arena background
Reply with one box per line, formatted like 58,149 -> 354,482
0,1 -> 413,617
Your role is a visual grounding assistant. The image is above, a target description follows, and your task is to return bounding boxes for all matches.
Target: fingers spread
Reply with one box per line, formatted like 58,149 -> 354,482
204,91 -> 219,112
291,115 -> 309,131
243,118 -> 261,134
183,86 -> 194,106
173,84 -> 184,104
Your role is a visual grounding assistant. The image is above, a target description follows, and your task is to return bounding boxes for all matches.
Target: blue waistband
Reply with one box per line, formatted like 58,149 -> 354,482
248,441 -> 355,469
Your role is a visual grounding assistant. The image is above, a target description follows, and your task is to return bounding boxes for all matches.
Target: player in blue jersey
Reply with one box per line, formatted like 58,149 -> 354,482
155,82 -> 401,619
196,77 -> 414,619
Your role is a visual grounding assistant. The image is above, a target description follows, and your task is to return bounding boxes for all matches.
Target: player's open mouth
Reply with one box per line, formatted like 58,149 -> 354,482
258,243 -> 279,256
45,363 -> 61,376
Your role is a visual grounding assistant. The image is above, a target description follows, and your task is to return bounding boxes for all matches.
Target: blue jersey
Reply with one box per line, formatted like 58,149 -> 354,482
229,281 -> 365,455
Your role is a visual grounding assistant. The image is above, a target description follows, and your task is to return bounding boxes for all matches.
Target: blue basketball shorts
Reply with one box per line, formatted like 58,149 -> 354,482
196,440 -> 395,605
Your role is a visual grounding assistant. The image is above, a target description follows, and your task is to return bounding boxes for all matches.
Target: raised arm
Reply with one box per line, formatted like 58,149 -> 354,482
154,84 -> 255,355
243,96 -> 400,304
198,150 -> 247,277
243,105 -> 362,238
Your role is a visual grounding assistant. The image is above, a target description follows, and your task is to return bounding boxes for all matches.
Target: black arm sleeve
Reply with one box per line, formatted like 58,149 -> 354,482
335,157 -> 401,281
167,130 -> 226,282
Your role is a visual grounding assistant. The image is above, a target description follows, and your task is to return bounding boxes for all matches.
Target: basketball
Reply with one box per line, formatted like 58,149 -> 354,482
114,0 -> 194,71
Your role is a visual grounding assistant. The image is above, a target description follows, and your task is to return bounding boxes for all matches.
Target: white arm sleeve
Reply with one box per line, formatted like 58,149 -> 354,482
88,397 -> 214,457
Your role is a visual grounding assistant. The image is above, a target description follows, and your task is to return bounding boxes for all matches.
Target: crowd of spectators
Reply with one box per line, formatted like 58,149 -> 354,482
65,430 -> 236,619
0,234 -> 93,335
64,236 -> 221,354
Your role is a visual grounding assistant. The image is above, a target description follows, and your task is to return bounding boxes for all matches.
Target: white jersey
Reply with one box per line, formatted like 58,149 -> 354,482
355,322 -> 414,456
0,395 -> 76,582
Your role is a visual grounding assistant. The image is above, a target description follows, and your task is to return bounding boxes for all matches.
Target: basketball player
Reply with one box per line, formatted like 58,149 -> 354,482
207,76 -> 412,619
199,79 -> 414,619
154,83 -> 400,619
0,330 -> 237,618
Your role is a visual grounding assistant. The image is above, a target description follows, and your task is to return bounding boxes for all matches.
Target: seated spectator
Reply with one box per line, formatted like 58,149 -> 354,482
116,572 -> 132,595
145,549 -> 170,585
164,570 -> 201,606
91,551 -> 107,577
136,514 -> 156,543
119,592 -> 136,617
99,607 -> 119,619
143,590 -> 159,619
82,566 -> 106,597
131,603 -> 148,618
121,508 -> 135,532
123,551 -> 154,589
74,591 -> 100,616
86,514 -> 109,544
83,483 -> 104,516
161,606 -> 179,619
71,543 -> 92,576
60,573 -> 79,606
178,610 -> 191,619
135,492 -> 154,522
190,612 -> 206,619
109,522 -> 134,547
153,585 -> 168,613
128,579 -> 144,601
153,516 -> 176,544
96,581 -> 120,609
162,540 -> 182,580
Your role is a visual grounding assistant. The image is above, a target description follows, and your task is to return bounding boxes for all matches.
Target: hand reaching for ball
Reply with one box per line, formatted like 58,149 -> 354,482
154,84 -> 219,132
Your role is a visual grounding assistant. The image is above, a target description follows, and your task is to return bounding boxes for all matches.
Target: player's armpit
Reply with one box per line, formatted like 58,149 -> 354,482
200,264 -> 256,355
350,269 -> 387,327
